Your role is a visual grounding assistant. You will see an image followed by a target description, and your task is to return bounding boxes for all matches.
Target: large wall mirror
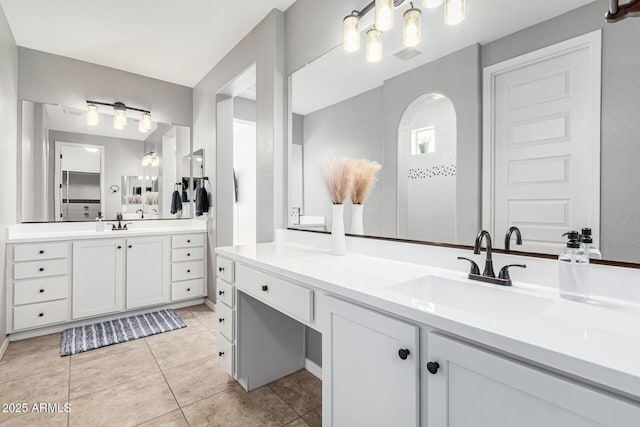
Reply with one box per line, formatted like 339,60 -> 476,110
21,101 -> 198,222
288,0 -> 640,264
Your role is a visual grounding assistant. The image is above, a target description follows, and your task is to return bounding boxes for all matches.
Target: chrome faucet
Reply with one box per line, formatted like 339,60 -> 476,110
504,226 -> 522,251
136,209 -> 144,219
474,230 -> 495,278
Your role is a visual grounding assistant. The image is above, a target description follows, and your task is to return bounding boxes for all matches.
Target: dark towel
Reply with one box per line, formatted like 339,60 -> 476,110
195,186 -> 209,217
171,190 -> 182,214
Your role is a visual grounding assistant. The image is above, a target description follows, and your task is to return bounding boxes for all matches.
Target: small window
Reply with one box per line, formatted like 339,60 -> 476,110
411,126 -> 436,155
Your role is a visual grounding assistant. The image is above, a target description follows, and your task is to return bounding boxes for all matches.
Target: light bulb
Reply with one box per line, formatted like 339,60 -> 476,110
142,155 -> 150,167
151,156 -> 160,168
113,106 -> 127,130
423,0 -> 444,8
139,113 -> 151,133
366,29 -> 383,63
403,8 -> 422,47
445,0 -> 465,25
138,121 -> 148,133
86,104 -> 99,126
343,14 -> 361,52
375,0 -> 394,31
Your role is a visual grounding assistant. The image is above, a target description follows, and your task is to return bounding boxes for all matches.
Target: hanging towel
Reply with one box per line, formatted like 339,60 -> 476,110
195,186 -> 209,217
171,190 -> 183,215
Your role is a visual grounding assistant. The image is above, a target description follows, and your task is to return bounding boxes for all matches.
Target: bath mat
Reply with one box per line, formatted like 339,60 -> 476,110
60,309 -> 186,356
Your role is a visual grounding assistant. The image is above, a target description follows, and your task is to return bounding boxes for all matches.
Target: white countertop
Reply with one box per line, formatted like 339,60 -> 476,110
7,220 -> 207,243
217,241 -> 640,400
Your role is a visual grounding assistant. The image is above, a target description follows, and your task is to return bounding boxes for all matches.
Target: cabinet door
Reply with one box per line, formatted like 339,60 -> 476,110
320,295 -> 419,427
73,239 -> 124,319
126,236 -> 170,310
427,333 -> 640,427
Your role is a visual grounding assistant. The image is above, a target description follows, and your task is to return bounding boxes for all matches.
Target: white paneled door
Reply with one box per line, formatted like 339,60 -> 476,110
483,31 -> 601,254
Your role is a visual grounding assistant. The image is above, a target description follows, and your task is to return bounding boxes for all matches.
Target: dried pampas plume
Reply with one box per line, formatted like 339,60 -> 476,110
322,158 -> 353,205
350,159 -> 381,205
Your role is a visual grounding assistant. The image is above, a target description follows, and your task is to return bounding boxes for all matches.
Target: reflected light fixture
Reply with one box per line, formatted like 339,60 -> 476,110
423,0 -> 443,8
142,151 -> 160,167
366,28 -> 383,62
444,0 -> 465,25
403,4 -> 422,47
343,13 -> 361,52
86,104 -> 99,126
375,0 -> 394,31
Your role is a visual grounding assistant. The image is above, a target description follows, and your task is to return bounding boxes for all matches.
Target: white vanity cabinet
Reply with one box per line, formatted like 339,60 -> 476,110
126,236 -> 171,309
215,256 -> 236,377
72,239 -> 125,319
320,294 -> 419,427
426,333 -> 640,427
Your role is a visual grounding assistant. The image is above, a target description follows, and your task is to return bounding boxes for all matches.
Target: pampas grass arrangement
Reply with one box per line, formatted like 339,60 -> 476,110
350,159 -> 381,205
322,158 -> 354,205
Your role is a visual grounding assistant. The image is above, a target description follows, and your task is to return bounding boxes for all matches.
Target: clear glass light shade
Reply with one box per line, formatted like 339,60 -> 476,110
366,29 -> 383,63
403,8 -> 422,47
113,108 -> 127,130
151,156 -> 160,167
375,0 -> 394,31
423,0 -> 444,8
86,104 -> 99,126
445,0 -> 466,25
139,113 -> 152,133
343,15 -> 361,52
142,155 -> 151,167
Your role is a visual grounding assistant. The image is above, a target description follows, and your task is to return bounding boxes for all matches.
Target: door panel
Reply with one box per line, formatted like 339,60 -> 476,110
126,236 -> 170,309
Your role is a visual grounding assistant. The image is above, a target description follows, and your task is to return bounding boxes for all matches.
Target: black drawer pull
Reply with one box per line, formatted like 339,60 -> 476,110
219,318 -> 225,323
187,253 -> 191,257
187,269 -> 191,273
398,348 -> 410,360
39,250 -> 45,254
261,285 -> 268,292
219,351 -> 224,357
187,239 -> 191,243
427,361 -> 440,375
39,289 -> 45,293
39,268 -> 45,272
128,245 -> 133,249
218,267 -> 225,272
117,246 -> 122,249
38,313 -> 44,317
219,290 -> 225,296
187,288 -> 191,292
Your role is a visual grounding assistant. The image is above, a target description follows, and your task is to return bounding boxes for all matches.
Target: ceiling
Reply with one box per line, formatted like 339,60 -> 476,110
292,0 -> 597,115
0,0 -> 297,87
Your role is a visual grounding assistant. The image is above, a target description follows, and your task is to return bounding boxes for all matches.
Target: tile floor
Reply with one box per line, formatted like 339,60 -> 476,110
0,304 -> 322,427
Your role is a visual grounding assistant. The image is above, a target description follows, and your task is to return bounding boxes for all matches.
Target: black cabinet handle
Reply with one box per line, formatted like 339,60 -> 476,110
128,245 -> 133,249
39,268 -> 44,272
39,289 -> 45,293
261,285 -> 268,292
187,253 -> 191,257
117,246 -> 122,249
219,351 -> 224,357
219,290 -> 225,296
187,288 -> 191,292
398,349 -> 410,360
187,239 -> 191,243
219,318 -> 225,323
187,269 -> 191,273
38,313 -> 44,317
427,361 -> 440,375
218,267 -> 225,272
39,250 -> 45,254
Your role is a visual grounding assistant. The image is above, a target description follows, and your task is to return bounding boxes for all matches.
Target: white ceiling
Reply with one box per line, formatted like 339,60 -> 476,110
0,0 -> 297,87
293,0 -> 596,115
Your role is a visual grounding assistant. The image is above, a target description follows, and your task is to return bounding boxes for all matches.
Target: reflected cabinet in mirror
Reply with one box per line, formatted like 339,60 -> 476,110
288,0 -> 640,264
21,101 -> 198,222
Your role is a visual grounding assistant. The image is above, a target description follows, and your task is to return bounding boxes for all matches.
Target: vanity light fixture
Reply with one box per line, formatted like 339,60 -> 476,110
113,102 -> 127,130
375,0 -> 395,31
423,0 -> 443,8
86,104 -> 100,126
343,13 -> 361,52
403,4 -> 422,47
367,28 -> 383,62
86,100 -> 152,133
139,113 -> 152,133
444,0 -> 465,25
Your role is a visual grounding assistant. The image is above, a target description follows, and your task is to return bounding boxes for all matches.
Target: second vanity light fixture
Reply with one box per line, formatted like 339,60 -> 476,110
86,100 -> 152,133
344,0 -> 466,62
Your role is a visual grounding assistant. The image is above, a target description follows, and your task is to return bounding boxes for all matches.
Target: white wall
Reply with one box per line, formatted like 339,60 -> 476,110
233,120 -> 257,245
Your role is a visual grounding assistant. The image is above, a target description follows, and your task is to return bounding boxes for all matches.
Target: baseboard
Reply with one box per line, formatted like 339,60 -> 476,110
204,298 -> 216,312
305,358 -> 322,380
0,336 -> 9,361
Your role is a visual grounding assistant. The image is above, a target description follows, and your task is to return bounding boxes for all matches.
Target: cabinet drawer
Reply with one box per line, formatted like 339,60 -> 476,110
217,300 -> 233,341
172,234 -> 204,249
14,243 -> 68,262
14,276 -> 68,305
216,279 -> 233,307
172,261 -> 204,282
13,299 -> 68,331
14,258 -> 68,280
216,256 -> 234,283
217,333 -> 234,376
172,247 -> 204,262
172,279 -> 204,301
235,264 -> 313,323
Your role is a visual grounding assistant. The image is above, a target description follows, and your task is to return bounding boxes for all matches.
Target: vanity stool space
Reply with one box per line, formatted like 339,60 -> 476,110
5,226 -> 208,338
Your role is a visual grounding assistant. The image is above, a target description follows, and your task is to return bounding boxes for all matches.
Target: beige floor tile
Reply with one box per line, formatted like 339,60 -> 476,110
0,411 -> 68,426
174,307 -> 196,320
301,407 -> 322,427
70,346 -> 160,398
0,368 -> 69,423
182,383 -> 298,427
163,356 -> 236,406
144,316 -> 210,346
136,409 -> 189,427
188,304 -> 213,314
194,311 -> 218,331
285,418 -> 311,427
4,333 -> 61,358
69,373 -> 178,427
148,329 -> 217,370
0,347 -> 68,385
69,338 -> 147,365
268,370 -> 322,416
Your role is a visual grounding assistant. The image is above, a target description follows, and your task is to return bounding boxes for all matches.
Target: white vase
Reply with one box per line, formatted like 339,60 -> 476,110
331,204 -> 347,256
351,204 -> 364,235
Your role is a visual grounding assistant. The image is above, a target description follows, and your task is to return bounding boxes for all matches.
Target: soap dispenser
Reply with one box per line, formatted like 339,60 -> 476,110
580,228 -> 602,260
96,213 -> 105,232
559,231 -> 590,302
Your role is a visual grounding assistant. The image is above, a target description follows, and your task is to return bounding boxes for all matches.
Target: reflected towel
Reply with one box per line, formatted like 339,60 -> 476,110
195,187 -> 209,217
171,190 -> 182,215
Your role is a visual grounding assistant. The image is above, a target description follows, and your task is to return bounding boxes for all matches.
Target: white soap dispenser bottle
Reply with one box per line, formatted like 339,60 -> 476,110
96,213 -> 105,232
558,231 -> 590,302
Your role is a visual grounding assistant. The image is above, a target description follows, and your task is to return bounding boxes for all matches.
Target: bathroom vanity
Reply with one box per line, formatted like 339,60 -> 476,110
5,220 -> 208,337
216,239 -> 640,427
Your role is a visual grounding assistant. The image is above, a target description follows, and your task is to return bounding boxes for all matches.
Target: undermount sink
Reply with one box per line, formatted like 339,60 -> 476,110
385,275 -> 554,320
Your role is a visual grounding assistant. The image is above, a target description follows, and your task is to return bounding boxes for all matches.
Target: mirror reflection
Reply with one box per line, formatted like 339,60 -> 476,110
21,101 -> 193,222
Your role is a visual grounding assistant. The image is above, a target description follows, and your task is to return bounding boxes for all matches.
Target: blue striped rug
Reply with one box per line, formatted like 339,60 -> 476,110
60,309 -> 186,356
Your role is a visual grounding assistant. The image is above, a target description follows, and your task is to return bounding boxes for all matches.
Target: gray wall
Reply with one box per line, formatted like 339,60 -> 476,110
482,0 -> 640,262
193,9 -> 285,301
234,97 -> 257,123
0,4 -> 18,342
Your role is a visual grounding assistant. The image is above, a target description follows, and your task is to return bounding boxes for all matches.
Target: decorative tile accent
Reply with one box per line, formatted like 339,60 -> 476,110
408,164 -> 457,180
